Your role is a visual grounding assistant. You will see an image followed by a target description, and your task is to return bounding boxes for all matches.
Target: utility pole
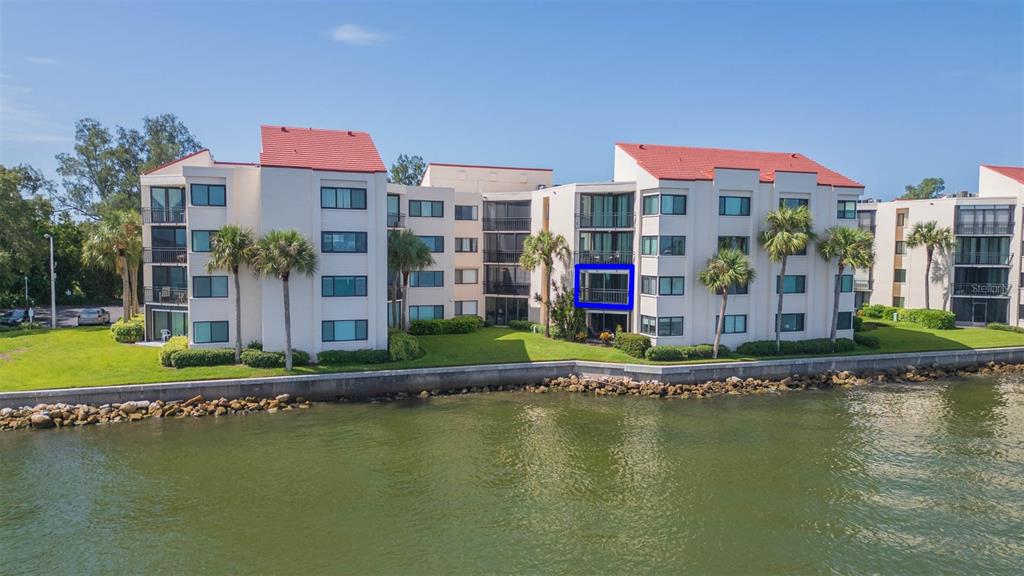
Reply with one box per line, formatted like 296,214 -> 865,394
44,233 -> 56,329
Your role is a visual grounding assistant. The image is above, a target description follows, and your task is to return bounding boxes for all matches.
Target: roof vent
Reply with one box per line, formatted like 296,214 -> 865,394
348,131 -> 355,136
281,127 -> 288,132
639,144 -> 646,150
790,153 -> 798,159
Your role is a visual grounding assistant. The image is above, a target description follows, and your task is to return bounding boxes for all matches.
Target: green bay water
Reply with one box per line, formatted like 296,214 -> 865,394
2,375 -> 1023,575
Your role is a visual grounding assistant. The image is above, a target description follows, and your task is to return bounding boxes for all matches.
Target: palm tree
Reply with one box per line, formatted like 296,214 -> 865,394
207,225 -> 255,363
252,230 -> 318,370
818,226 -> 875,349
82,210 -> 142,318
387,229 -> 435,331
905,221 -> 955,309
698,248 -> 756,359
519,230 -> 571,337
759,205 -> 815,353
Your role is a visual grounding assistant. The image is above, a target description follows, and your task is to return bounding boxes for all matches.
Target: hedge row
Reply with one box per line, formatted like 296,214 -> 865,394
160,336 -> 189,367
110,316 -> 145,343
644,344 -> 728,361
736,338 -> 856,356
239,349 -> 310,368
408,315 -> 482,335
614,331 -> 651,359
317,348 -> 389,365
171,348 -> 236,368
860,304 -> 955,330
508,320 -> 540,332
987,322 -> 1024,334
853,333 -> 880,349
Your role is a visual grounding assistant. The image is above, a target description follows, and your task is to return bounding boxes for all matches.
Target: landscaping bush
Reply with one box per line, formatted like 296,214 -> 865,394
854,333 -> 881,348
160,336 -> 189,367
853,316 -> 864,332
171,348 -> 236,368
239,349 -> 310,368
614,331 -> 651,359
645,345 -> 687,361
987,322 -> 1024,334
408,315 -> 483,335
246,340 -> 263,350
508,320 -> 533,331
318,348 -> 389,365
18,322 -> 44,330
388,329 -> 422,361
737,338 -> 856,356
900,308 -> 956,330
684,343 -> 726,358
860,304 -> 899,319
110,317 -> 144,343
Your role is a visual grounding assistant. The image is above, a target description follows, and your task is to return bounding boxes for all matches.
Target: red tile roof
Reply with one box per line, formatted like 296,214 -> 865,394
427,162 -> 553,172
617,143 -> 864,188
259,125 -> 386,173
983,165 -> 1024,185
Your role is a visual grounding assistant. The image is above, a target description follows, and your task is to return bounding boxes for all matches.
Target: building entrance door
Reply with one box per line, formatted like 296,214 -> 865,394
972,301 -> 988,324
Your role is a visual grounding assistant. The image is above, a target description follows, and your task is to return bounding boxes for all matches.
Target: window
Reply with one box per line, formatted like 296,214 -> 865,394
640,315 -> 657,336
641,275 -> 657,295
776,275 -> 806,294
322,320 -> 368,342
837,200 -> 857,219
409,305 -> 444,321
658,276 -> 685,295
193,321 -> 229,343
838,274 -> 854,293
642,195 -> 659,215
659,236 -> 685,256
153,266 -> 186,288
894,269 -> 907,283
717,314 -> 747,334
727,282 -> 749,295
152,227 -> 186,248
780,198 -> 809,209
718,236 -> 749,254
418,235 -> 445,253
409,271 -> 444,288
893,297 -> 905,308
719,196 -> 750,216
661,194 -> 686,215
657,316 -> 684,337
896,212 -> 907,227
409,200 -> 443,217
191,184 -> 226,207
322,276 -> 367,297
150,186 -> 185,211
455,269 -> 478,284
454,205 -> 478,220
191,230 -> 216,253
455,237 -> 478,253
193,276 -> 228,298
455,300 -> 478,316
837,312 -> 853,330
320,187 -> 366,209
895,241 -> 906,255
322,231 -> 367,253
777,313 -> 805,332
641,236 -> 658,255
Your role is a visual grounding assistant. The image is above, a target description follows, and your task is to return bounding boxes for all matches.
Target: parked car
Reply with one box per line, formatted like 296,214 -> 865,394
77,308 -> 111,326
1,309 -> 30,326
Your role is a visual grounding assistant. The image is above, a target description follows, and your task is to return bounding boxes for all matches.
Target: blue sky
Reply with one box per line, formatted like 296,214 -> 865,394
2,1 -> 1021,199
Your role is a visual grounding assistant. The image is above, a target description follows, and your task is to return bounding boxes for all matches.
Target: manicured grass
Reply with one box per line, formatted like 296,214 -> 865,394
2,321 -> 1023,392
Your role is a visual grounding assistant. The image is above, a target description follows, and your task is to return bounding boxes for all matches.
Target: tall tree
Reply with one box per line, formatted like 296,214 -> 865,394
82,210 -> 142,318
252,230 -> 318,370
388,154 -> 426,186
905,221 -> 956,309
698,249 -> 756,359
55,114 -> 202,219
900,177 -> 945,200
387,229 -> 435,330
759,205 -> 815,353
519,230 -> 571,338
818,226 -> 875,349
0,165 -> 54,297
207,225 -> 256,363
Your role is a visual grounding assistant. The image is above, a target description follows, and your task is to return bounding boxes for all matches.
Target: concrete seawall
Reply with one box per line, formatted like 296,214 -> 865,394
4,346 -> 1024,409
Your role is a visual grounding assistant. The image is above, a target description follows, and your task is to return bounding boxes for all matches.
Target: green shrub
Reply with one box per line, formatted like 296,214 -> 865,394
18,322 -> 44,330
860,304 -> 899,319
987,322 -> 1024,334
737,338 -> 856,356
614,331 -> 651,359
686,344 -> 727,358
110,317 -> 144,343
508,320 -> 534,331
239,349 -> 310,368
645,345 -> 687,361
408,315 -> 482,335
900,308 -> 955,330
853,316 -> 864,332
160,336 -> 189,367
388,329 -> 422,361
735,340 -> 778,356
171,348 -> 236,368
854,333 -> 881,348
246,340 -> 263,350
318,348 -> 389,365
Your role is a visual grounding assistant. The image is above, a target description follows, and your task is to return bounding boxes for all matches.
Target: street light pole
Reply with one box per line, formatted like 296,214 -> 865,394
43,233 -> 56,329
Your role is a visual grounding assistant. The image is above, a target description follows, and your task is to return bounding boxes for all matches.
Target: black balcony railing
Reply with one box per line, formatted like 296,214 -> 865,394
955,223 -> 1013,235
387,213 -> 405,228
953,283 -> 1010,297
575,212 -> 634,229
143,208 -> 186,224
577,288 -> 630,305
483,217 -> 531,232
484,282 -> 530,296
575,250 -> 634,265
145,286 -> 188,305
954,251 -> 1012,266
483,250 -> 523,263
144,248 -> 187,264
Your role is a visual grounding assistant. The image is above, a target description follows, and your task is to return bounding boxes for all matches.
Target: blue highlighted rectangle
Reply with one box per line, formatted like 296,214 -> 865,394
574,263 -> 635,311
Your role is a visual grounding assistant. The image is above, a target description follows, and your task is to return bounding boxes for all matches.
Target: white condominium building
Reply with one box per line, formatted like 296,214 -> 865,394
858,164 -> 1024,326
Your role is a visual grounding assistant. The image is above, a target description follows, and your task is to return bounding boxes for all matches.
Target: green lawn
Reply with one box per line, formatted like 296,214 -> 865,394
1,322 -> 1023,392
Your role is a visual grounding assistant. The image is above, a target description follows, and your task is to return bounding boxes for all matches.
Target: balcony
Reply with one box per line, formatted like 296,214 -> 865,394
143,208 -> 186,224
575,212 -> 634,229
955,223 -> 1013,235
953,283 -> 1010,297
577,288 -> 630,305
145,286 -> 188,305
484,282 -> 530,296
483,250 -> 522,264
854,278 -> 873,292
575,250 -> 634,265
144,248 -> 187,265
954,251 -> 1012,266
483,217 -> 531,232
387,213 -> 405,228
